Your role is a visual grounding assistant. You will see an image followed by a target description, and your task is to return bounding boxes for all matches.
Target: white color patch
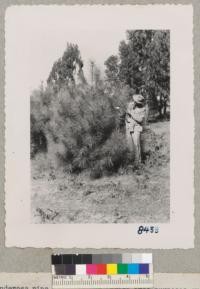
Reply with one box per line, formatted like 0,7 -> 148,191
141,254 -> 152,264
76,265 -> 87,275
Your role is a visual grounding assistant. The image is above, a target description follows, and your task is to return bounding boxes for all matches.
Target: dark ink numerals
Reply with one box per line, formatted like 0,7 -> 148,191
137,225 -> 159,235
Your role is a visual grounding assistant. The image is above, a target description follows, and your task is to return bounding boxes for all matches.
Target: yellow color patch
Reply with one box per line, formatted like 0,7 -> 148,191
107,264 -> 117,275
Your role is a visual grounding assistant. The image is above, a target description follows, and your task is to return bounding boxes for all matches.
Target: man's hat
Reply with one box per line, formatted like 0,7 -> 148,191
133,94 -> 145,104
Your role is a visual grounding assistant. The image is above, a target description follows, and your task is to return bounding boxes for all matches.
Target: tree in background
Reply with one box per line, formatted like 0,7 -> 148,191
89,60 -> 103,88
104,55 -> 120,87
47,43 -> 86,91
31,30 -> 170,175
105,30 -> 170,117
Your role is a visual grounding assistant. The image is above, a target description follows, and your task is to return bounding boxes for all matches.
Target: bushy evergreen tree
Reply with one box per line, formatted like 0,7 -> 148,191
31,31 -> 169,176
47,43 -> 86,91
105,30 -> 170,114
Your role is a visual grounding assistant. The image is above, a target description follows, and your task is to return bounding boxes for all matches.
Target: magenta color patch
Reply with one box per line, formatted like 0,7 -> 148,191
86,264 -> 97,275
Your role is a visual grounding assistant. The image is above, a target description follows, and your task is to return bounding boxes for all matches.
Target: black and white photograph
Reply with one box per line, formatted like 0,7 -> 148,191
5,5 -> 193,248
30,25 -> 170,224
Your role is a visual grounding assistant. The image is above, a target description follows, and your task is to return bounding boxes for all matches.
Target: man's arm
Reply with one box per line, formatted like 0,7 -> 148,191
126,102 -> 136,123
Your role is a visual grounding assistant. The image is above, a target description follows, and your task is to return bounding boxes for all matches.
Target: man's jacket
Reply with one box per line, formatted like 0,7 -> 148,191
126,101 -> 146,133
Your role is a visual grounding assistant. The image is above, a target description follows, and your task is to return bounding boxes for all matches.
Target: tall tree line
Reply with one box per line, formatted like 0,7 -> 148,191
104,30 -> 170,113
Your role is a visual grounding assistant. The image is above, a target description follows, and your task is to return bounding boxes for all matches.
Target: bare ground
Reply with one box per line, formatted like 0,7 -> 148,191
31,121 -> 170,224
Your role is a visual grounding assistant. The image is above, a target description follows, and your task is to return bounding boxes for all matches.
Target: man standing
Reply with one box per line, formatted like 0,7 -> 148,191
125,94 -> 146,164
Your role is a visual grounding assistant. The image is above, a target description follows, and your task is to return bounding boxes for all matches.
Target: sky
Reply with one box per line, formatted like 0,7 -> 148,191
6,6 -> 134,93
26,27 -> 126,87
5,5 -> 174,94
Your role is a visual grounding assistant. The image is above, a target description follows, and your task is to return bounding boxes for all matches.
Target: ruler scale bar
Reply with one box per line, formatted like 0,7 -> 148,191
52,275 -> 153,288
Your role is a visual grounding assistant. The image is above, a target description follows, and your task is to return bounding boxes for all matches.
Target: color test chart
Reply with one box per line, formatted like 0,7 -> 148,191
52,254 -> 153,288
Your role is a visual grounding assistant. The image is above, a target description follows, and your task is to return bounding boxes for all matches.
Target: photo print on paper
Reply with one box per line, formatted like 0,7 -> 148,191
5,5 -> 194,248
30,26 -> 170,224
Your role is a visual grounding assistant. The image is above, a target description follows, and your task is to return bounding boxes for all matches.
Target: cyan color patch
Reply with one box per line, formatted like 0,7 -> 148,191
127,264 -> 139,274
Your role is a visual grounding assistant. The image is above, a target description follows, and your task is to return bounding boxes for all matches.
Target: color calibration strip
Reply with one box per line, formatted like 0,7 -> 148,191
52,253 -> 152,265
52,262 -> 150,275
52,254 -> 153,288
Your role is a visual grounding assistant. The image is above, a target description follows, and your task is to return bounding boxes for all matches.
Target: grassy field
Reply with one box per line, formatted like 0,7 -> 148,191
31,121 -> 170,224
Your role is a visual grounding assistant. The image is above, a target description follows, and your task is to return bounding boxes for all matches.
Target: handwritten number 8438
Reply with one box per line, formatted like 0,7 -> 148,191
137,226 -> 159,235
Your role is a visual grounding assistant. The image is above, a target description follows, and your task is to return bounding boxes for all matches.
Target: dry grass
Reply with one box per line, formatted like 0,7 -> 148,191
31,121 -> 170,223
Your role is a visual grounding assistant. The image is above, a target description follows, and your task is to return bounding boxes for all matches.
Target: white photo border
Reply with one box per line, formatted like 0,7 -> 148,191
5,4 -> 194,248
